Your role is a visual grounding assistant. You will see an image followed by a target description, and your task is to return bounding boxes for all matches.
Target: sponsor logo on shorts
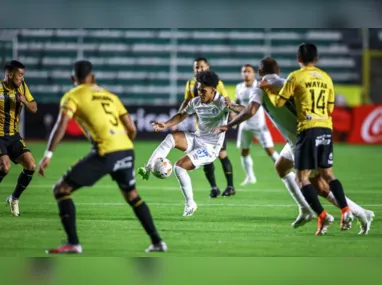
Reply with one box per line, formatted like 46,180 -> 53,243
328,152 -> 333,165
113,156 -> 133,171
361,107 -> 382,143
315,134 -> 332,146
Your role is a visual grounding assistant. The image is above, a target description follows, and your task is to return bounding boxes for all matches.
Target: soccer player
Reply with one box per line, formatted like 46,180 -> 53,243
214,57 -> 374,235
235,64 -> 279,186
179,57 -> 235,198
138,71 -> 241,216
0,60 -> 38,216
38,60 -> 167,254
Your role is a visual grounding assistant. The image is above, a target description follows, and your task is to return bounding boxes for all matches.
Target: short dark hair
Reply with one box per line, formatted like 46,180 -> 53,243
298,43 -> 318,64
242,64 -> 255,71
259,57 -> 279,75
194,57 -> 208,64
73,60 -> 93,81
4,60 -> 25,72
196,70 -> 219,88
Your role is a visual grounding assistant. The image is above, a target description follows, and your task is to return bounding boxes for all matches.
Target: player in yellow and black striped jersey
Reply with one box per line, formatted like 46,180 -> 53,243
0,60 -> 38,217
274,43 -> 353,235
177,57 -> 235,198
38,60 -> 166,254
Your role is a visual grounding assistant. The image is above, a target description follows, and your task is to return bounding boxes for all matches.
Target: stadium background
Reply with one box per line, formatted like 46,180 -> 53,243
1,28 -> 382,144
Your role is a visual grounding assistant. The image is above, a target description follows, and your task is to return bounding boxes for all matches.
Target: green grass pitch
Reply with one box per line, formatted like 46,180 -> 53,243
0,141 -> 381,257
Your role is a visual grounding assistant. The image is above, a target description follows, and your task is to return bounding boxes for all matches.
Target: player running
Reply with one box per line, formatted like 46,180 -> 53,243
178,57 -> 235,198
0,60 -> 38,216
38,60 -> 167,254
138,71 -> 241,216
214,56 -> 374,235
235,64 -> 279,186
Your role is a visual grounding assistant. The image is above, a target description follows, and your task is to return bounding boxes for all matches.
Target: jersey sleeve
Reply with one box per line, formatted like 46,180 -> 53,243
22,82 -> 34,102
60,93 -> 77,118
115,96 -> 128,116
249,87 -> 264,105
184,80 -> 193,100
217,80 -> 229,98
279,72 -> 296,100
182,99 -> 195,115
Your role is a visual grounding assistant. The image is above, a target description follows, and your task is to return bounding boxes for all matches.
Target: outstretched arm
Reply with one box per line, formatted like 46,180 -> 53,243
227,101 -> 260,128
152,112 -> 189,132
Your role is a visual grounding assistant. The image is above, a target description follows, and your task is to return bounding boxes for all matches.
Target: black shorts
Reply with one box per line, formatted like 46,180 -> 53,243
220,138 -> 227,152
295,128 -> 333,170
0,133 -> 30,164
63,149 -> 136,192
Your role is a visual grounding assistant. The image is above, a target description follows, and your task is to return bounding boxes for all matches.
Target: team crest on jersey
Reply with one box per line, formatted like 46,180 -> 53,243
211,108 -> 219,115
306,114 -> 312,120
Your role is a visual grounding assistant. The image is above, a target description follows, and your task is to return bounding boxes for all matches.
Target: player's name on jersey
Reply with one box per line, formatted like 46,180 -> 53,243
305,81 -> 328,89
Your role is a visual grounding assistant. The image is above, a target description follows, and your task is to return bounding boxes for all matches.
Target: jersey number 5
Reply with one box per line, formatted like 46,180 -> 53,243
309,89 -> 326,115
101,103 -> 119,126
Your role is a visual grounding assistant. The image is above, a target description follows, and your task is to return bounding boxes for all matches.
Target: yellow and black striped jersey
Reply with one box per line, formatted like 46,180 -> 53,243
0,81 -> 34,137
184,77 -> 228,100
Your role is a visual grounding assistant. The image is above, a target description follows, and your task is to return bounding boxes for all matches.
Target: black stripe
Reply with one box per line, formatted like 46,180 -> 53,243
192,78 -> 198,97
279,95 -> 289,100
285,98 -> 297,116
2,82 -> 11,136
14,84 -> 23,132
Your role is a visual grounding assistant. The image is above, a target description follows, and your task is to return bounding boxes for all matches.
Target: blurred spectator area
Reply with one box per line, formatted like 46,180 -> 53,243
0,29 -> 372,105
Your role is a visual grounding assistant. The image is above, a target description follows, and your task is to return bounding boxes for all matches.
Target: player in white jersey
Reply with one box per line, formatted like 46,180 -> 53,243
215,57 -> 374,234
138,71 -> 241,216
235,64 -> 279,186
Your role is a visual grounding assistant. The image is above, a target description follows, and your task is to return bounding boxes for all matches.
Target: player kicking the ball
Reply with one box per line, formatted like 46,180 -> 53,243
138,70 -> 241,216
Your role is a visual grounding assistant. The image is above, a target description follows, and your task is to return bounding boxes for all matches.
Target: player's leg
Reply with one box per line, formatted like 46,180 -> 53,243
11,152 -> 36,200
295,129 -> 333,235
174,154 -> 198,216
111,150 -> 167,252
237,125 -> 256,186
138,131 -> 189,180
275,145 -> 314,228
311,174 -> 374,234
255,127 -> 279,162
220,139 -> 235,197
0,139 -> 11,183
46,152 -> 107,254
316,128 -> 353,231
204,163 -> 220,198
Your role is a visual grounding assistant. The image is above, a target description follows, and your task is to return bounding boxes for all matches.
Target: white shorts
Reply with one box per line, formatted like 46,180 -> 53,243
280,143 -> 295,162
184,132 -> 221,169
236,124 -> 274,149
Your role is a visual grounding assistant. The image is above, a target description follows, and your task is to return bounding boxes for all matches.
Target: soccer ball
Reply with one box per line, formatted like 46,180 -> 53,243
152,157 -> 173,179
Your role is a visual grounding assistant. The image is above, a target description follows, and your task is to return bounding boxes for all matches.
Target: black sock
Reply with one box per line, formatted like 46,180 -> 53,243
329,179 -> 348,209
129,197 -> 162,245
203,163 -> 217,188
57,196 -> 79,245
12,169 -> 35,199
0,170 -> 8,183
301,184 -> 324,215
220,157 -> 234,188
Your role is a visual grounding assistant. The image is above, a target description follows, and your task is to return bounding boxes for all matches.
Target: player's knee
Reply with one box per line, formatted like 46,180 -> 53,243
320,170 -> 335,183
219,150 -> 227,159
241,149 -> 250,156
274,157 -> 293,178
0,162 -> 11,174
123,188 -> 138,202
53,180 -> 72,199
265,147 -> 274,157
25,160 -> 36,172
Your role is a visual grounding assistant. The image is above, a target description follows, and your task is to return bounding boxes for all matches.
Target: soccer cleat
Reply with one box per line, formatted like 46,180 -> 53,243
340,209 -> 354,231
240,177 -> 257,186
5,196 -> 20,217
222,187 -> 236,197
316,212 -> 334,236
138,166 -> 151,181
45,244 -> 83,254
292,209 -> 314,229
145,241 -> 168,253
359,210 -> 375,235
183,202 -> 198,216
209,187 -> 221,198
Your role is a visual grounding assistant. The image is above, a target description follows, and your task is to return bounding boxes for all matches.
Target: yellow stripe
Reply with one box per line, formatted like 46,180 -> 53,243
362,49 -> 370,104
133,199 -> 143,208
56,195 -> 72,202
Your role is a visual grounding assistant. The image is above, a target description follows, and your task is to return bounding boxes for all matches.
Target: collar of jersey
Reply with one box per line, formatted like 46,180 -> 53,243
262,74 -> 279,80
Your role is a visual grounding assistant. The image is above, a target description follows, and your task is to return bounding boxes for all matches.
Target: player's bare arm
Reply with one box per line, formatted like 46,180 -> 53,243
38,111 -> 71,176
225,97 -> 245,114
213,102 -> 260,134
17,91 -> 38,113
178,99 -> 191,113
120,113 -> 137,141
152,112 -> 189,132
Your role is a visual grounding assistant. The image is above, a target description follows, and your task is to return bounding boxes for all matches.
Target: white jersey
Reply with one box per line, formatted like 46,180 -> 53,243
249,74 -> 297,145
235,81 -> 266,130
183,93 -> 230,146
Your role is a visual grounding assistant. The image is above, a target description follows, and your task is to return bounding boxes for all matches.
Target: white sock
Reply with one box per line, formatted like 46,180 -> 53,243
240,155 -> 256,180
174,165 -> 194,205
325,192 -> 365,217
147,134 -> 175,169
271,151 -> 280,162
281,172 -> 313,214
